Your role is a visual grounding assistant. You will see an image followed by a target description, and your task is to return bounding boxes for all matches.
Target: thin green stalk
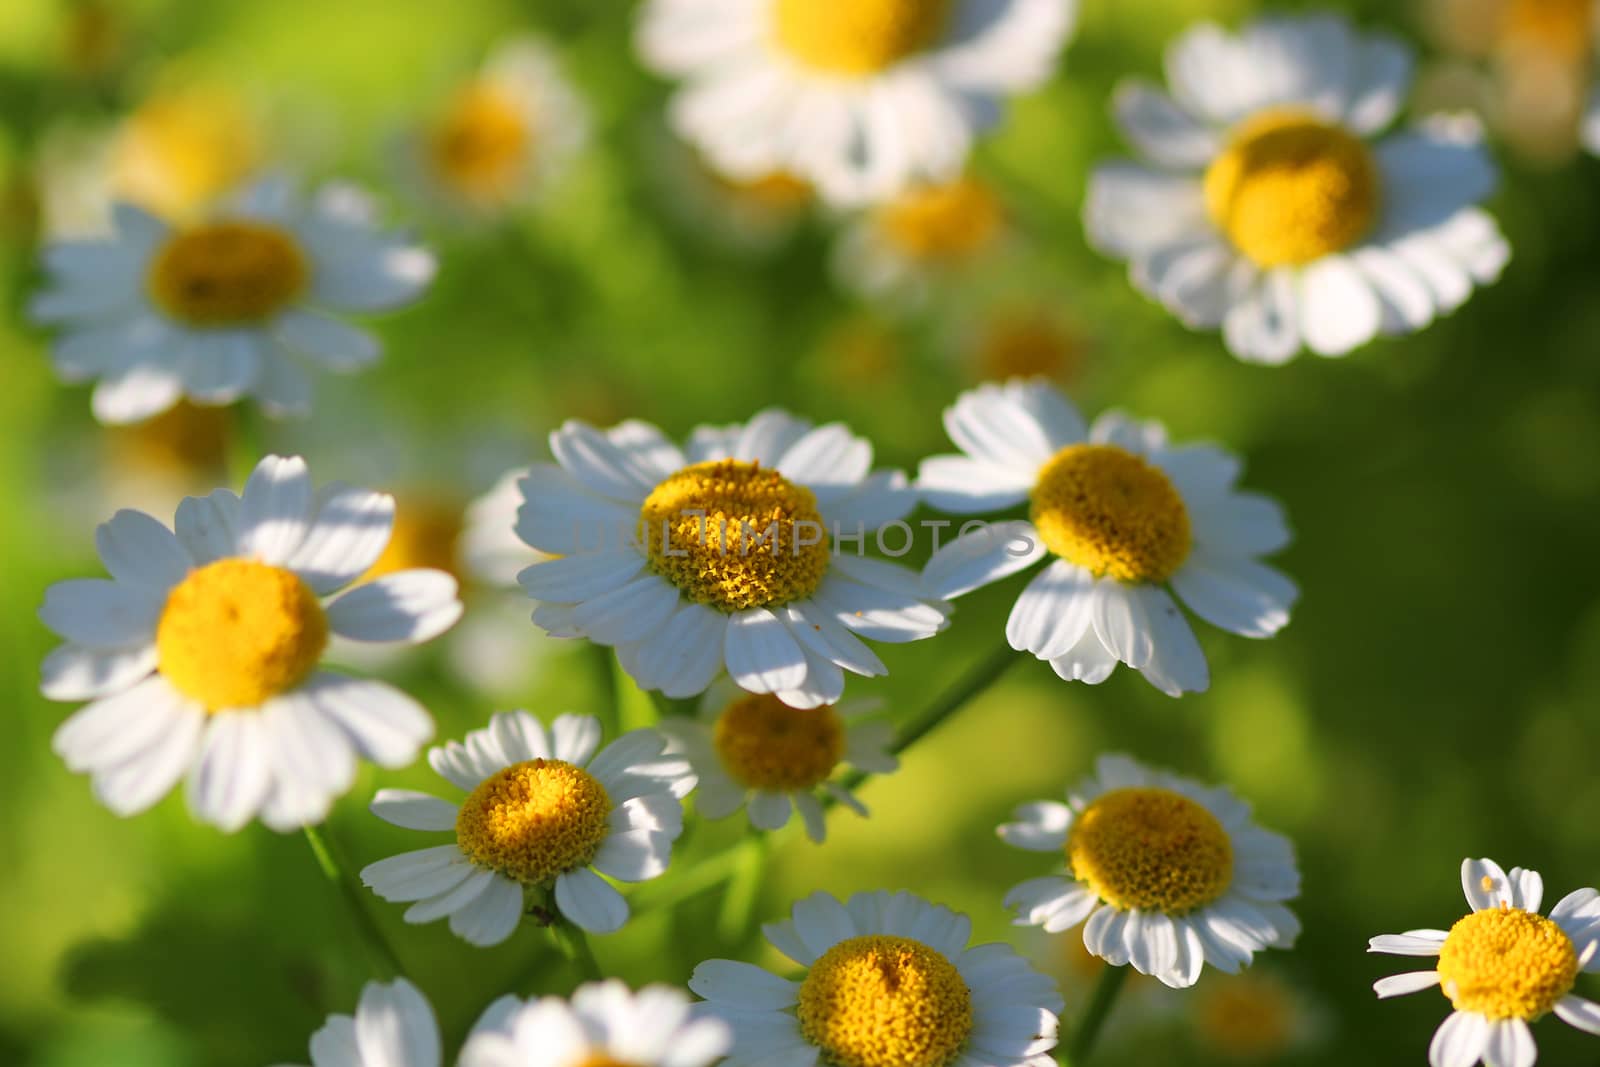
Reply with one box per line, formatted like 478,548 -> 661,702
715,832 -> 769,943
228,403 -> 267,485
590,641 -> 620,741
1059,964 -> 1129,1066
303,824 -> 404,978
548,918 -> 603,983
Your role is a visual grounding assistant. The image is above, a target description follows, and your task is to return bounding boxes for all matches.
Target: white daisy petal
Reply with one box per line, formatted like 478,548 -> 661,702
1429,1010 -> 1490,1067
95,509 -> 192,592
1112,80 -> 1219,168
923,522 -> 1046,600
186,712 -> 274,833
1368,931 -> 1448,956
370,789 -> 458,831
724,609 -> 808,694
286,486 -> 397,596
554,867 -> 629,934
40,644 -> 158,702
1556,995 -> 1600,1036
448,874 -> 525,948
1298,253 -> 1381,357
690,960 -> 800,1012
915,455 -> 1035,513
354,978 -> 441,1067
1375,970 -> 1441,998
308,673 -> 434,769
1131,584 -> 1209,696
39,578 -> 162,648
326,570 -> 463,644
237,455 -> 314,565
1048,628 -> 1120,685
273,309 -> 381,372
1170,552 -> 1297,639
174,489 -> 243,565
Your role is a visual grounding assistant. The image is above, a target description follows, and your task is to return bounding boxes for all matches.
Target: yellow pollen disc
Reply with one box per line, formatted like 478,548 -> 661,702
1066,787 -> 1234,914
156,559 -> 327,711
428,81 -> 531,202
798,935 -> 973,1067
147,221 -> 308,325
363,499 -> 465,583
455,759 -> 612,886
112,85 -> 260,220
877,178 -> 1004,262
1195,975 -> 1296,1057
639,460 -> 830,612
1030,444 -> 1191,584
772,0 -> 951,75
1203,109 -> 1380,268
1436,907 -> 1578,1020
713,694 -> 844,791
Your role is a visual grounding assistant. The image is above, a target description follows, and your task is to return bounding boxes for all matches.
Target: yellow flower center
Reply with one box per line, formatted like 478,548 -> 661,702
1503,0 -> 1596,62
455,759 -> 612,886
877,178 -> 1004,263
1436,906 -> 1579,1020
147,221 -> 308,326
574,1059 -> 642,1067
112,85 -> 260,220
977,313 -> 1082,383
716,169 -> 814,211
772,0 -> 951,75
798,934 -> 973,1067
362,498 -> 464,583
640,460 -> 830,612
1203,110 -> 1380,268
108,399 -> 230,475
1195,975 -> 1296,1057
156,559 -> 328,711
1066,787 -> 1234,914
428,81 -> 531,203
713,694 -> 845,791
1030,444 -> 1191,584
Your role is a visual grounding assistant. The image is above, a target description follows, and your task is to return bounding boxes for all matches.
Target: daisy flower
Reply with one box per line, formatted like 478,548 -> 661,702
515,411 -> 947,707
361,710 -> 691,943
832,174 -> 1008,304
1085,13 -> 1509,364
459,980 -> 731,1067
273,978 -> 441,1067
401,37 -> 587,216
649,128 -> 814,255
1370,857 -> 1600,1067
40,454 -> 463,832
30,176 -> 436,423
998,753 -> 1301,989
692,889 -> 1063,1067
660,677 -> 898,842
918,379 -> 1296,697
635,0 -> 1079,205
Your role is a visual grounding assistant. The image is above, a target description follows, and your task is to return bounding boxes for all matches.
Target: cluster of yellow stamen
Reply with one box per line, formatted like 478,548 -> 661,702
713,694 -> 844,791
1203,109 -> 1380,268
639,460 -> 830,612
1030,444 -> 1192,584
428,81 -> 531,203
454,759 -> 612,886
147,221 -> 308,325
877,178 -> 1003,263
772,0 -> 951,76
798,935 -> 973,1067
1436,904 -> 1578,1020
363,498 -> 465,582
156,559 -> 328,711
1066,787 -> 1234,914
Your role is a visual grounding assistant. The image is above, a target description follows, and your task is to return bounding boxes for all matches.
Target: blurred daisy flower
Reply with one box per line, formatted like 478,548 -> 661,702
400,37 -> 587,217
515,412 -> 946,707
39,455 -> 463,832
1370,857 -> 1600,1067
635,0 -> 1079,205
692,889 -> 1063,1067
832,173 -> 1008,304
1086,13 -> 1509,364
273,978 -> 440,1067
966,304 -> 1087,385
918,379 -> 1295,697
361,711 -> 691,943
1190,968 -> 1327,1061
660,678 -> 897,842
999,753 -> 1301,988
30,177 -> 436,423
460,980 -> 730,1067
649,128 -> 815,254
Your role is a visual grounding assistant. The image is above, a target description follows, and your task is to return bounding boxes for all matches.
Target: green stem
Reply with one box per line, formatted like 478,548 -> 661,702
1060,964 -> 1129,1066
590,641 -> 620,740
303,824 -> 404,978
715,832 -> 769,943
548,918 -> 603,983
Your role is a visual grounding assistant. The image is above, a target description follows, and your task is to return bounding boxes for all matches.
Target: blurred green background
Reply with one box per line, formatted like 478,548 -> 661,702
4,0 -> 1600,1064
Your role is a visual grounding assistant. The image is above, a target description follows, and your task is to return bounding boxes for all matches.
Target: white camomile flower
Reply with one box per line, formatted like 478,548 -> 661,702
401,37 -> 588,217
999,753 -> 1301,989
1370,857 -> 1600,1067
919,379 -> 1296,697
40,454 -> 463,832
636,0 -> 1079,205
661,677 -> 897,842
361,710 -> 692,944
831,173 -> 1009,305
30,176 -> 436,423
272,978 -> 441,1067
515,412 -> 948,707
693,889 -> 1063,1067
1085,13 -> 1509,364
460,980 -> 731,1067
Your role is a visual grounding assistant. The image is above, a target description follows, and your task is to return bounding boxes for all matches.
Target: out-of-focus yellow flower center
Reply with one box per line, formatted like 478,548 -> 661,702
428,81 -> 531,203
640,460 -> 830,612
1203,110 -> 1379,267
455,759 -> 612,885
363,499 -> 465,583
1502,0 -> 1596,62
1436,906 -> 1578,1020
976,313 -> 1083,383
148,221 -> 308,325
717,169 -> 814,211
1067,787 -> 1234,914
714,694 -> 844,791
157,559 -> 327,711
772,0 -> 951,75
109,399 -> 231,472
798,934 -> 973,1067
877,178 -> 1003,262
1195,974 -> 1297,1057
111,85 -> 260,220
1031,444 -> 1191,584
573,1058 -> 643,1067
